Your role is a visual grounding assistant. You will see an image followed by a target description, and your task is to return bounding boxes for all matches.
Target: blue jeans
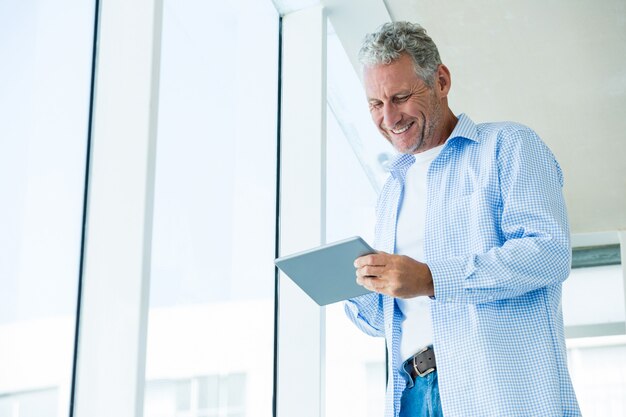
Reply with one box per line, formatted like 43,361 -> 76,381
399,369 -> 443,417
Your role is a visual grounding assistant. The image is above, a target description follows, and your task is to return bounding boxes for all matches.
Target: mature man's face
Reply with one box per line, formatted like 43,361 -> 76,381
364,53 -> 444,154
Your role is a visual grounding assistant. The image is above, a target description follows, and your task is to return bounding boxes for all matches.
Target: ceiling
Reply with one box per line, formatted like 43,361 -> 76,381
275,0 -> 626,236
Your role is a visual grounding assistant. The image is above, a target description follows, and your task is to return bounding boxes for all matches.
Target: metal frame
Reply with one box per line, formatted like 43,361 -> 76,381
72,0 -> 163,416
572,244 -> 621,269
276,6 -> 327,417
274,3 -> 392,416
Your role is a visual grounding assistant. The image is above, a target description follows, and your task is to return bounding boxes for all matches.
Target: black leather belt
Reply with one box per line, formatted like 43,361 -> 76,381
404,346 -> 436,379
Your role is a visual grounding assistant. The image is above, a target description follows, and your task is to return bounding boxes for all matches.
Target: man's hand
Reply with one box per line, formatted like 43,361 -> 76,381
354,252 -> 434,298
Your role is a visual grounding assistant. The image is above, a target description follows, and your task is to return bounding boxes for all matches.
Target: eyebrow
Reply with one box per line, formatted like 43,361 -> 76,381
367,90 -> 411,102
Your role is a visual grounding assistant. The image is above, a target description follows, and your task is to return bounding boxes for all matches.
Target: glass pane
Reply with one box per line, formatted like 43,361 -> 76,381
144,380 -> 177,417
143,1 -> 279,417
226,374 -> 246,407
0,2 -> 95,417
563,265 -> 625,326
176,380 -> 192,411
0,389 -> 57,417
197,376 -> 219,410
568,339 -> 626,417
324,21 -> 386,417
564,263 -> 625,416
365,362 -> 386,417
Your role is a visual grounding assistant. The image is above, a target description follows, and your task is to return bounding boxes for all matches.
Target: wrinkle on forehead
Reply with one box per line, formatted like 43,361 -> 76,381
363,54 -> 429,102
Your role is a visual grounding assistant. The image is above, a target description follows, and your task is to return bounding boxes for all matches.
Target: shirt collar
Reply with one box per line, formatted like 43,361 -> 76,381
388,153 -> 415,180
387,113 -> 478,178
446,113 -> 480,143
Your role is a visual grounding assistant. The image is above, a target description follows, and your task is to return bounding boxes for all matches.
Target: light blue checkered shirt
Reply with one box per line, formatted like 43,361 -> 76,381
345,114 -> 581,417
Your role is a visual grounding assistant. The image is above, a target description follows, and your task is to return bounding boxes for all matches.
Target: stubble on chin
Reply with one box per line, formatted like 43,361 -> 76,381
386,126 -> 425,155
401,138 -> 423,154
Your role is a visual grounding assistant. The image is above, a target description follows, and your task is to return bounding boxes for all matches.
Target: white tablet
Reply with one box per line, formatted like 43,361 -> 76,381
274,236 -> 376,306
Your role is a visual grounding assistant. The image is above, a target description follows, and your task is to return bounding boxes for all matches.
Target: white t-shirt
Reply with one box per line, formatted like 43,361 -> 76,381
395,143 -> 445,362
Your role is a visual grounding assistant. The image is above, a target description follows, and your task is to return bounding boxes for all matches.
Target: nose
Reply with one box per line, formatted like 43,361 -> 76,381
382,104 -> 401,130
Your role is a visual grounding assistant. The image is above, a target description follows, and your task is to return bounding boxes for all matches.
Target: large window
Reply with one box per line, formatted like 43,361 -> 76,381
142,1 -> 279,416
0,2 -> 96,417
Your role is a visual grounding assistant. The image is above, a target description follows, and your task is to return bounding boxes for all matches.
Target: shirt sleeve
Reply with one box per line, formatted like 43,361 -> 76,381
429,127 -> 571,304
344,293 -> 385,337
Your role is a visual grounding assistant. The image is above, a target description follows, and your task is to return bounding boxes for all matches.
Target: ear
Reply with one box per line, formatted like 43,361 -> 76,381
435,64 -> 452,98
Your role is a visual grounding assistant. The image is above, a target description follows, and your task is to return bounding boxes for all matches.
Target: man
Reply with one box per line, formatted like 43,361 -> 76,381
346,22 -> 581,417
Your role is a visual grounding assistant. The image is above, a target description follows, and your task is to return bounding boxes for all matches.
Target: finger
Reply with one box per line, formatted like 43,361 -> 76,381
357,276 -> 386,292
354,252 -> 388,268
356,265 -> 386,277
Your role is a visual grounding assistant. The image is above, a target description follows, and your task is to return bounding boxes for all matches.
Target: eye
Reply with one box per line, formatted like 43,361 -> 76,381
368,101 -> 383,111
394,94 -> 410,103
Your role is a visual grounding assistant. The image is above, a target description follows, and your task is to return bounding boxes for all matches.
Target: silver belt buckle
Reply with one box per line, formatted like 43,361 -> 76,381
412,346 -> 435,377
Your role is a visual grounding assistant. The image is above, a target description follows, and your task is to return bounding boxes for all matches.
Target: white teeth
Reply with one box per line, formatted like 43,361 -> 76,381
391,123 -> 412,134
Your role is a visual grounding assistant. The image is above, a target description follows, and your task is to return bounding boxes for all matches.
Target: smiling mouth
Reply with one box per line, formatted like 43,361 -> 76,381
390,122 -> 414,134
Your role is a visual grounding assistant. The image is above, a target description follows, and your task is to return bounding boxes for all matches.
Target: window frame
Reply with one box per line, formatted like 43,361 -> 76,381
72,0 -> 163,416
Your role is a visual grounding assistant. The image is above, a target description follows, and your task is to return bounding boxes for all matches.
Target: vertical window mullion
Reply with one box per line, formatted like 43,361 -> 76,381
72,1 -> 163,416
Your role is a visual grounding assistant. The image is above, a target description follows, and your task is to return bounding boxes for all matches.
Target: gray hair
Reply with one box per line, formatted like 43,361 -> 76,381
359,22 -> 442,87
